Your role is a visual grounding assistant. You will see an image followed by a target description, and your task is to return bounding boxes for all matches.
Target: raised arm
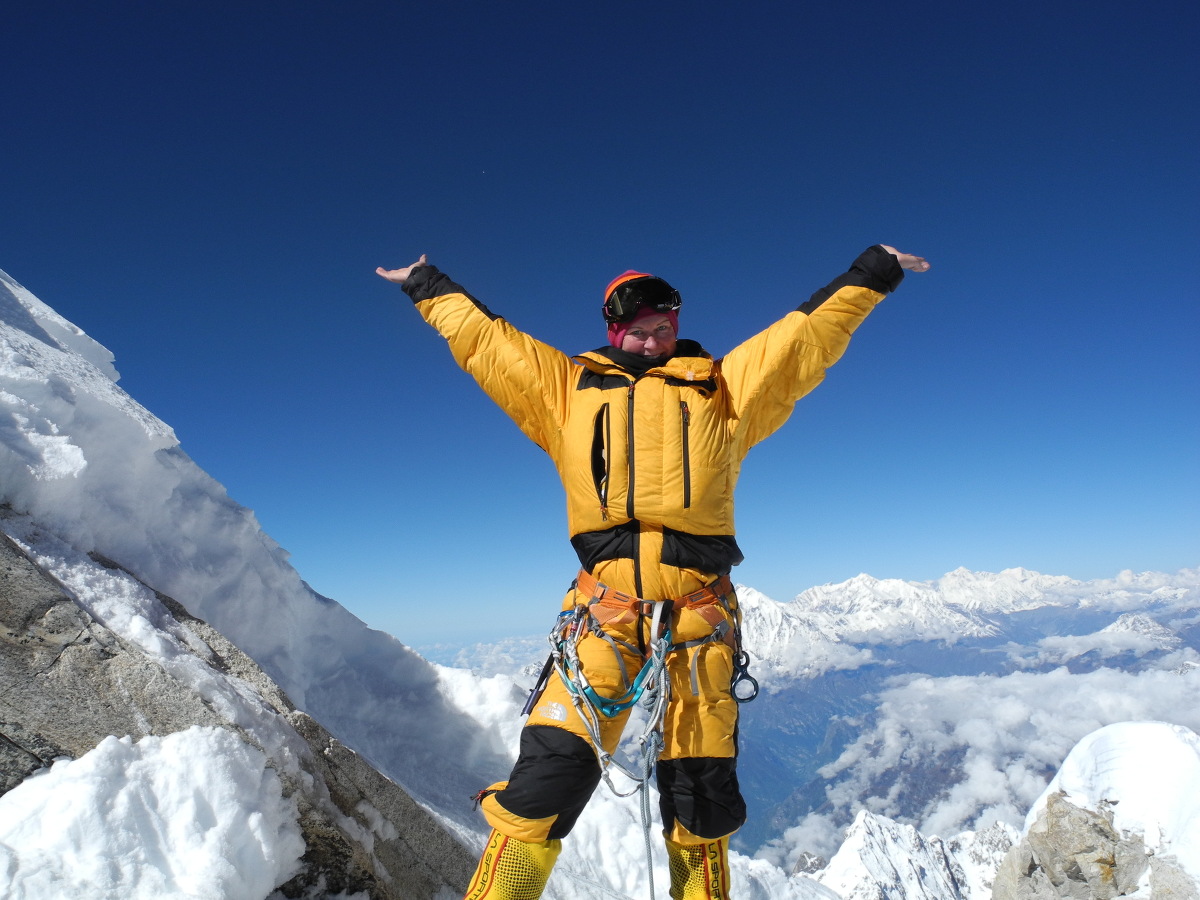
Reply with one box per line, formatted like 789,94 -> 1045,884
376,255 -> 577,455
721,244 -> 929,454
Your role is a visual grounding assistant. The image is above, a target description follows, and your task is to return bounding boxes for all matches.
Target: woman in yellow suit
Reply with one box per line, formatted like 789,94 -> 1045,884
377,245 -> 929,899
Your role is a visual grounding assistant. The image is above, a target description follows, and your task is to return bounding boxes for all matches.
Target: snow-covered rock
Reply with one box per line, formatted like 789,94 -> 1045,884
993,722 -> 1200,899
0,529 -> 476,898
0,728 -> 304,900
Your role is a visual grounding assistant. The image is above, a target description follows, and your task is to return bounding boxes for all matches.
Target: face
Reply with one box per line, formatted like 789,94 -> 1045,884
620,313 -> 677,358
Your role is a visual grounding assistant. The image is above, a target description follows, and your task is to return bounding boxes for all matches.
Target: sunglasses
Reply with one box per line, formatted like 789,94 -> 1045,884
603,277 -> 682,323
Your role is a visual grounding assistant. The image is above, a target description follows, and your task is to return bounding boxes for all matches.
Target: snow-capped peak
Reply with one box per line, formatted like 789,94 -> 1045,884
814,810 -> 1015,900
1102,613 -> 1181,644
0,269 -> 120,383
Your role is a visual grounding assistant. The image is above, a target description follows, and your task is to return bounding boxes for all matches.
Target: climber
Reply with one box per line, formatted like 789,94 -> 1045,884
376,244 -> 930,899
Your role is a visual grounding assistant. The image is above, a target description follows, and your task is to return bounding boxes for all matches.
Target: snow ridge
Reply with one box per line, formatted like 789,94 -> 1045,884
1,267 -> 514,833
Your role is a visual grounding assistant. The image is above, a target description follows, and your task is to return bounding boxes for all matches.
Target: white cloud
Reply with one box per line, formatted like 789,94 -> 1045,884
775,666 -> 1200,860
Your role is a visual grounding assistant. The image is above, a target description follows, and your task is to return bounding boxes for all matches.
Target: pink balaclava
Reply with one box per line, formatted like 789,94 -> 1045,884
607,306 -> 680,349
604,270 -> 680,348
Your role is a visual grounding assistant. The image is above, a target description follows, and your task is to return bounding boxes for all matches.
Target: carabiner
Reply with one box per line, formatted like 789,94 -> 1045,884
731,650 -> 759,703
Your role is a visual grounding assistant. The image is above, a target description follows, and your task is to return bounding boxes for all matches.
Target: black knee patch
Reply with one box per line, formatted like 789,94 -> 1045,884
657,757 -> 747,840
498,725 -> 602,839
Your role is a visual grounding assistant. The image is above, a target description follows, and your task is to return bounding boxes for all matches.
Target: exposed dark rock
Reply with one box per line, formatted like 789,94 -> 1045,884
992,791 -> 1197,900
0,532 -> 476,899
791,850 -> 827,875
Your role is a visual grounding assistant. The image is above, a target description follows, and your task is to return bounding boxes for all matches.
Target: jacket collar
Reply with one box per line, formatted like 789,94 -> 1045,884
574,339 -> 714,380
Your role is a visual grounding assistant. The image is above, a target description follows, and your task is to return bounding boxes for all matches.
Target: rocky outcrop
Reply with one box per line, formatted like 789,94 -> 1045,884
992,791 -> 1198,900
0,531 -> 476,899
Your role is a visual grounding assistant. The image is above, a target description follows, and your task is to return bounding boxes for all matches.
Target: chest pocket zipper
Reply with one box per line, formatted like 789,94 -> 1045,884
591,404 -> 611,519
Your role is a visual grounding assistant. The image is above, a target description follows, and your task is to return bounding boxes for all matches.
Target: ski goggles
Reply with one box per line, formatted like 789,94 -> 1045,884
602,276 -> 682,324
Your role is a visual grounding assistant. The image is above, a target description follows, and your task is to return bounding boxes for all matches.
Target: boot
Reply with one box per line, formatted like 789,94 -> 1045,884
463,828 -> 562,900
665,835 -> 731,899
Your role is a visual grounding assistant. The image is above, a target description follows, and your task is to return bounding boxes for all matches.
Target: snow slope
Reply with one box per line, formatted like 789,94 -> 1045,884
0,268 -> 512,834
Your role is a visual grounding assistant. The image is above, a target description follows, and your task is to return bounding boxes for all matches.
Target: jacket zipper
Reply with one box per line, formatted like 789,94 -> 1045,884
680,400 -> 692,509
626,384 -> 636,520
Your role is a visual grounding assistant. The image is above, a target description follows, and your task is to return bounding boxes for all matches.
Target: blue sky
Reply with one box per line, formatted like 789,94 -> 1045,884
3,1 -> 1197,646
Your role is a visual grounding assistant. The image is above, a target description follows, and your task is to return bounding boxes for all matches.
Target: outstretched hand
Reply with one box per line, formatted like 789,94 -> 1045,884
880,245 -> 931,273
375,254 -> 429,284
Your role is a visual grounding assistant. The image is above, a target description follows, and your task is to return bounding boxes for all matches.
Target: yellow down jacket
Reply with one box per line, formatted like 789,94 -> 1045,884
405,247 -> 901,601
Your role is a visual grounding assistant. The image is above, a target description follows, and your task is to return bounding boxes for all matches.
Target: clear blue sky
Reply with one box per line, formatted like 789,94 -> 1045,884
3,1 -> 1197,647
